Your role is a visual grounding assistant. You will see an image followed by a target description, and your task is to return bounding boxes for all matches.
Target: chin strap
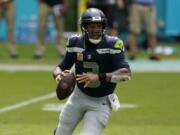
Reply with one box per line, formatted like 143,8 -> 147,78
89,38 -> 102,44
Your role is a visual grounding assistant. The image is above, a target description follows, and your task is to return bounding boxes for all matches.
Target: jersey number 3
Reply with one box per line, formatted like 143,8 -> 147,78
83,62 -> 100,88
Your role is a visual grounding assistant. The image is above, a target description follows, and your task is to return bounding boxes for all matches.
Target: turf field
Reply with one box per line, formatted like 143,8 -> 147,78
0,44 -> 180,135
0,43 -> 180,64
0,71 -> 180,135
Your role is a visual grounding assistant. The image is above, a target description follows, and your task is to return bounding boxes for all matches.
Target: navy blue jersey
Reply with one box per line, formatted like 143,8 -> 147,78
58,35 -> 130,97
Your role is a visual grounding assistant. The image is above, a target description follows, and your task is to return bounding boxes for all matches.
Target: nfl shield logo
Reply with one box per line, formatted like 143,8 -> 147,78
87,54 -> 92,60
77,52 -> 83,61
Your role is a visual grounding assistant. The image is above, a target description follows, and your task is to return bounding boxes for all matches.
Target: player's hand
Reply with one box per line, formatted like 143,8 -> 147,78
55,70 -> 72,83
54,72 -> 64,83
53,67 -> 70,83
63,70 -> 72,74
76,72 -> 99,88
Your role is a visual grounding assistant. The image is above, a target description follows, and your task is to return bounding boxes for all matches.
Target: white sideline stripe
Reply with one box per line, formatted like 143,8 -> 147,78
1,60 -> 180,72
0,92 -> 56,113
129,60 -> 180,72
0,64 -> 54,71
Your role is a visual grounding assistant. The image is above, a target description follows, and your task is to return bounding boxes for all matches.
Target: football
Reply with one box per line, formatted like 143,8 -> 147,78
56,72 -> 76,100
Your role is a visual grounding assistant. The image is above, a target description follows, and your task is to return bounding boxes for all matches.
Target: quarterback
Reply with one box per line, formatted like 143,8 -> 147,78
53,8 -> 131,135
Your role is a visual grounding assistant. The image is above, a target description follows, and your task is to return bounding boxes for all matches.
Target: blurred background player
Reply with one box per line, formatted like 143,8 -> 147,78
127,0 -> 159,60
87,0 -> 119,36
53,8 -> 131,135
0,0 -> 18,58
33,0 -> 69,59
115,0 -> 131,35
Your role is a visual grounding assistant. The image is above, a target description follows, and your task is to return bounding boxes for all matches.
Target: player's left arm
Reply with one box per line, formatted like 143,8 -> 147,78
76,39 -> 131,86
106,39 -> 131,83
76,68 -> 130,87
106,68 -> 131,83
76,67 -> 130,87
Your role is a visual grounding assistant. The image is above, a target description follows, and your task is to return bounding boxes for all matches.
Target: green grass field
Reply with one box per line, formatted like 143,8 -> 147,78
0,43 -> 180,64
0,43 -> 61,64
0,44 -> 180,135
0,72 -> 180,135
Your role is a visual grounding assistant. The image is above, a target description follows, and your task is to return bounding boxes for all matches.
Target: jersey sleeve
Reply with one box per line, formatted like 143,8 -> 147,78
111,39 -> 130,70
58,37 -> 76,70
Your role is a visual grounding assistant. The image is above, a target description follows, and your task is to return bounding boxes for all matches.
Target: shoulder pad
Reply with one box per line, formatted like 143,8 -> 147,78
105,36 -> 124,49
114,39 -> 124,49
66,34 -> 82,47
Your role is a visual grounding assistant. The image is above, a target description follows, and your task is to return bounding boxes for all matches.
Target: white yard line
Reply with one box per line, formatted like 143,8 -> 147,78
0,92 -> 56,113
42,103 -> 137,112
0,91 -> 137,113
0,92 -> 137,113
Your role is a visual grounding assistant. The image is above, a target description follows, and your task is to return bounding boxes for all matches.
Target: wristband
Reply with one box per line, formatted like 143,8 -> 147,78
98,73 -> 106,82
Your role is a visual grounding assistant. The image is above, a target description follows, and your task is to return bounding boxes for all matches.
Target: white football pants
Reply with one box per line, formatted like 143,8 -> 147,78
55,86 -> 112,135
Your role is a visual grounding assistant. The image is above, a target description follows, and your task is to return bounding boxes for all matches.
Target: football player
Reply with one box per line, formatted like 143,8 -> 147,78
87,0 -> 118,36
0,0 -> 17,58
128,0 -> 159,60
33,0 -> 69,59
53,8 -> 131,135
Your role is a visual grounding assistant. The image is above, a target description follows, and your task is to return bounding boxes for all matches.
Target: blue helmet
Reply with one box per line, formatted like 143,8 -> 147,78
80,8 -> 107,44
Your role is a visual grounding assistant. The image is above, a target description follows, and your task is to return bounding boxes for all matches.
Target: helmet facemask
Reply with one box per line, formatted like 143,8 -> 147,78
82,22 -> 104,44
